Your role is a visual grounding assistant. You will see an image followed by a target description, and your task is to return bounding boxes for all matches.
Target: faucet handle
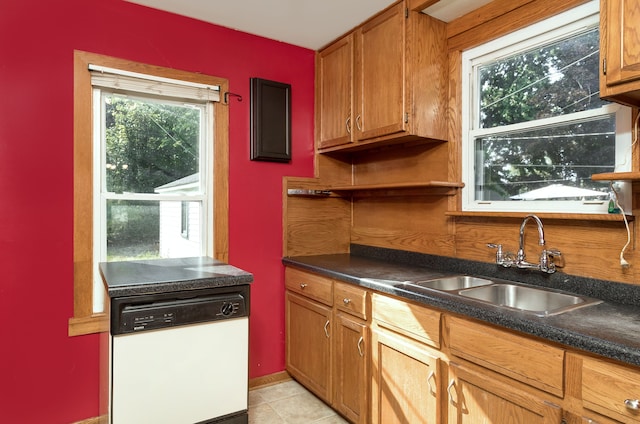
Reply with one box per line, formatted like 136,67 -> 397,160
488,243 -> 516,267
547,248 -> 564,268
540,248 -> 563,273
487,243 -> 504,264
487,242 -> 502,252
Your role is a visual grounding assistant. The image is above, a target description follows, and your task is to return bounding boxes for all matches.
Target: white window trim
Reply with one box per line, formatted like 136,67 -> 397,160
461,0 -> 632,214
90,81 -> 215,313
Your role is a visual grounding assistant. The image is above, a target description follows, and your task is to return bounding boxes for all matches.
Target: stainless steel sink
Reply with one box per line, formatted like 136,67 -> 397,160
404,276 -> 494,291
458,283 -> 602,316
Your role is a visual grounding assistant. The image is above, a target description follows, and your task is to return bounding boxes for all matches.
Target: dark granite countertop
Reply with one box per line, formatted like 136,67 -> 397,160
283,245 -> 640,368
100,257 -> 253,298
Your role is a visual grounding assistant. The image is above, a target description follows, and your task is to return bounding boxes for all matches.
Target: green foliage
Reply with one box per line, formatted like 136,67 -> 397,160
104,95 -> 200,194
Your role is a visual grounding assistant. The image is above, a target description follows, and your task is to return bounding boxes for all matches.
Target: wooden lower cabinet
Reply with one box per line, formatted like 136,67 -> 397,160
285,268 -> 640,424
562,412 -> 621,424
371,327 -> 440,423
447,315 -> 564,397
285,291 -> 332,402
285,270 -> 370,423
333,312 -> 369,423
580,355 -> 640,423
447,361 -> 563,424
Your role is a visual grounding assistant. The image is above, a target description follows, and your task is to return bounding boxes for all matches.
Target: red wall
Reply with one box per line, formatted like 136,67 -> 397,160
0,0 -> 315,422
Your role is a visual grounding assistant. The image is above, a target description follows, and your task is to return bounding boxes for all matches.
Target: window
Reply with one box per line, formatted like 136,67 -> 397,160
461,1 -> 632,213
70,51 -> 230,336
91,88 -> 213,311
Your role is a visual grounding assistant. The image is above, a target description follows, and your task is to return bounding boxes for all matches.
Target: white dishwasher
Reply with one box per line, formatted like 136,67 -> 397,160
109,285 -> 250,424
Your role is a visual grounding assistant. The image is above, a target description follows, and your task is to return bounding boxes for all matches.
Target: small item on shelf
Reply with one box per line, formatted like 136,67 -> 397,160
608,192 -> 621,214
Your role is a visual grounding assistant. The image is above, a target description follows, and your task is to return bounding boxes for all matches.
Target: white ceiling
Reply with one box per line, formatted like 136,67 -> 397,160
125,0 -> 490,50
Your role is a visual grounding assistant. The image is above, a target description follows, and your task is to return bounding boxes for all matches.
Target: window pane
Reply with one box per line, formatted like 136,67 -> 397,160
106,200 -> 160,261
478,28 -> 606,129
107,199 -> 202,261
474,114 -> 615,201
104,95 -> 201,194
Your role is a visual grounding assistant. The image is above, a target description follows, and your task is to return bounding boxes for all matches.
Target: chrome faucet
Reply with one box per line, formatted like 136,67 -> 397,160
487,214 -> 562,274
516,214 -> 546,268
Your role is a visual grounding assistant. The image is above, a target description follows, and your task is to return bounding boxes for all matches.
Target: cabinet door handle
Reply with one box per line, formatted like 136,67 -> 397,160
427,371 -> 436,396
346,116 -> 351,134
324,320 -> 330,338
355,114 -> 362,131
357,336 -> 364,357
343,298 -> 351,305
625,399 -> 640,411
299,283 -> 307,289
447,379 -> 457,407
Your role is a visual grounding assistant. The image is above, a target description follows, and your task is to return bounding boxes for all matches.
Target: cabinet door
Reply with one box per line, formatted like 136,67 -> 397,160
317,33 -> 354,149
447,362 -> 562,424
285,292 -> 332,402
334,313 -> 369,424
582,356 -> 640,423
558,411 -> 619,424
602,0 -> 640,87
356,2 -> 406,141
371,327 -> 440,424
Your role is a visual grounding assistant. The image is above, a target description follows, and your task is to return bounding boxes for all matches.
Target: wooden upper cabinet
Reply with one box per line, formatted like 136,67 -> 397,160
600,0 -> 640,106
317,33 -> 355,149
316,0 -> 448,153
356,3 -> 406,141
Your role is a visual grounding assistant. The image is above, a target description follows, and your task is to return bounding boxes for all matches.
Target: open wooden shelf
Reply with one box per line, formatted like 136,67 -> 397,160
287,181 -> 464,198
446,211 -> 634,222
317,137 -> 445,155
329,181 -> 463,191
591,171 -> 640,181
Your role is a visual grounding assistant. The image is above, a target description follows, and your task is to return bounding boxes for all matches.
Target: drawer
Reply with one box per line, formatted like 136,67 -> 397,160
334,281 -> 368,320
582,356 -> 640,422
285,267 -> 333,306
447,315 -> 564,397
372,293 -> 441,349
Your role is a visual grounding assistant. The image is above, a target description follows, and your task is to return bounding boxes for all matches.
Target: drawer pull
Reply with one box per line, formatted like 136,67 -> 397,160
299,283 -> 307,289
625,399 -> 640,411
447,379 -> 458,406
427,371 -> 436,396
357,336 -> 364,357
324,320 -> 330,338
343,298 -> 351,305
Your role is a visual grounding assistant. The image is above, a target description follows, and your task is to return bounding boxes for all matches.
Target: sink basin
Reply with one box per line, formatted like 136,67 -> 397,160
459,283 -> 602,316
404,276 -> 494,291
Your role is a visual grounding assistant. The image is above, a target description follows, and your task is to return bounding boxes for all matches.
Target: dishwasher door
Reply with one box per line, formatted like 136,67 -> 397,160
112,317 -> 248,424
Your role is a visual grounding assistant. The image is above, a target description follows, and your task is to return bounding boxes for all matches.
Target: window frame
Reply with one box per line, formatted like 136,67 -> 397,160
69,50 -> 230,336
460,1 -> 632,214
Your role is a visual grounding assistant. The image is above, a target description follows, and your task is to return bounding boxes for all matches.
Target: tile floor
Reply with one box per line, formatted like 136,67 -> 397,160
249,379 -> 348,424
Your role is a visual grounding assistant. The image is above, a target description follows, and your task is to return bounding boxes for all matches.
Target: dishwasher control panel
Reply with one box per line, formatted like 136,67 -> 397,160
110,285 -> 250,335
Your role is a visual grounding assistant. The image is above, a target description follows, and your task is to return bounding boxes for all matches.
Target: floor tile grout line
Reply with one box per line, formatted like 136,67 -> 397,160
249,379 -> 347,424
